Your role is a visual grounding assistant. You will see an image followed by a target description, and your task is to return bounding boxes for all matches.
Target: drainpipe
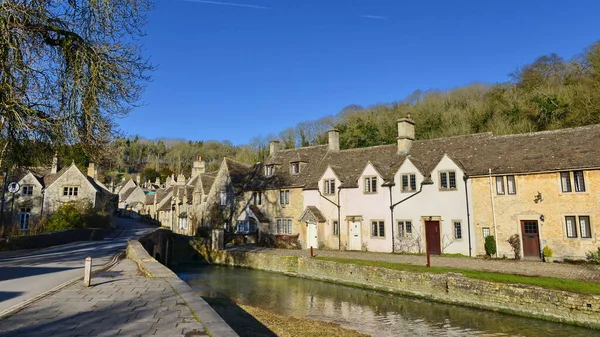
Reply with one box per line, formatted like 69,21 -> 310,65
463,174 -> 472,257
317,187 -> 341,250
488,168 -> 499,257
389,178 -> 434,253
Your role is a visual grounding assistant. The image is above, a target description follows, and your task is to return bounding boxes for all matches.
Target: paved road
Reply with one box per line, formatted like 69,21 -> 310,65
0,218 -> 154,314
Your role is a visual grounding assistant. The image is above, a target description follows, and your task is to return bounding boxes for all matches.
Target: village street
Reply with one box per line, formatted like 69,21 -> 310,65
0,218 -> 154,315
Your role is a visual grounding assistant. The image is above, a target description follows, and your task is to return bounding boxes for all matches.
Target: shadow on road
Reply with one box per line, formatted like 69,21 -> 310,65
0,266 -> 76,282
0,292 -> 24,303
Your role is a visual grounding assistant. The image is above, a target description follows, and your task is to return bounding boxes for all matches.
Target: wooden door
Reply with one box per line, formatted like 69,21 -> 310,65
521,220 -> 540,258
307,223 -> 318,249
425,221 -> 441,255
349,221 -> 362,250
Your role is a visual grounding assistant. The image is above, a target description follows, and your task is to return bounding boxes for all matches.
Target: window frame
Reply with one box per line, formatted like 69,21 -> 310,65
401,173 -> 417,192
565,216 -> 577,238
332,220 -> 339,236
219,190 -> 227,206
439,171 -> 457,190
19,208 -> 31,231
573,171 -> 586,192
276,218 -> 292,234
22,185 -> 34,196
482,227 -> 491,238
62,186 -> 79,196
453,220 -> 463,240
265,165 -> 274,177
506,175 -> 517,195
579,216 -> 591,238
363,176 -> 378,194
323,179 -> 336,195
371,220 -> 385,238
561,171 -> 586,193
290,162 -> 300,175
279,190 -> 290,205
495,176 -> 505,195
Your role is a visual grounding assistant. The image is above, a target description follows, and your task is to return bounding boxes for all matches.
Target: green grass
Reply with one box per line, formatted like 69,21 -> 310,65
315,257 -> 600,295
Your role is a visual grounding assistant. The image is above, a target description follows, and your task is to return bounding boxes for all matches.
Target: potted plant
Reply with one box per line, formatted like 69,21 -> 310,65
543,245 -> 553,263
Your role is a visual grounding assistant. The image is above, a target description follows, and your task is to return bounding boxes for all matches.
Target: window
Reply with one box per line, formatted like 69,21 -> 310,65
495,176 -> 505,195
371,220 -> 385,237
397,220 -> 412,237
279,190 -> 290,205
439,171 -> 456,190
453,221 -> 462,240
220,190 -> 227,206
19,208 -> 31,230
324,179 -> 336,195
561,171 -> 585,193
276,219 -> 293,234
565,216 -> 577,238
506,176 -> 516,195
401,174 -> 417,192
574,171 -> 586,192
482,227 -> 490,238
364,176 -> 378,194
237,219 -> 257,233
580,216 -> 591,238
253,191 -> 262,206
332,220 -> 339,236
291,162 -> 300,174
22,185 -> 33,196
265,165 -> 274,177
63,186 -> 78,196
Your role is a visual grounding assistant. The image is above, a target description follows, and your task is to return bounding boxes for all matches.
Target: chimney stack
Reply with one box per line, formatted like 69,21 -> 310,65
397,114 -> 415,154
269,140 -> 280,156
87,162 -> 97,180
51,154 -> 58,174
192,155 -> 206,177
328,128 -> 340,151
136,174 -> 141,186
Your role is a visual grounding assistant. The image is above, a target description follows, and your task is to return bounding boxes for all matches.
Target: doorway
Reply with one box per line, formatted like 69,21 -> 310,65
307,222 -> 318,249
425,221 -> 441,255
521,220 -> 541,258
349,221 -> 362,250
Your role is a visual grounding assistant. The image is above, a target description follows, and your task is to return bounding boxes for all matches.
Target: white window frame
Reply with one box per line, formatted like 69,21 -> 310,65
276,218 -> 292,234
265,165 -> 274,177
291,162 -> 300,175
482,227 -> 491,238
22,185 -> 33,196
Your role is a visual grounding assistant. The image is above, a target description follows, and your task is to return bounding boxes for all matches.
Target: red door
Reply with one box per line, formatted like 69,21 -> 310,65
425,221 -> 441,255
521,220 -> 540,258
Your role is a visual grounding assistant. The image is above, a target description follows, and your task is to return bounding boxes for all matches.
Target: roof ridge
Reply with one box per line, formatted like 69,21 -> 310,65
490,123 -> 600,139
274,144 -> 328,153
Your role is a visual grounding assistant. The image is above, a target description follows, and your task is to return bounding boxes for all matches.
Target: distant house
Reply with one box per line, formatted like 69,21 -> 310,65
5,158 -> 116,231
115,178 -> 146,218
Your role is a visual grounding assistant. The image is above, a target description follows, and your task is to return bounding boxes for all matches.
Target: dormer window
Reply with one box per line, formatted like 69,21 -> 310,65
265,165 -> 274,177
364,176 -> 378,194
291,162 -> 300,175
323,179 -> 336,195
401,174 -> 416,192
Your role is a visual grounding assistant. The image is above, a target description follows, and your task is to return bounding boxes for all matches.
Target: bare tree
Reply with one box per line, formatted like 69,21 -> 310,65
0,0 -> 153,168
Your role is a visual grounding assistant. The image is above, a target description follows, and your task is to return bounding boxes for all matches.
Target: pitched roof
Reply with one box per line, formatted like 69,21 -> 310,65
299,206 -> 327,223
200,172 -> 216,194
120,186 -> 137,201
145,193 -> 155,205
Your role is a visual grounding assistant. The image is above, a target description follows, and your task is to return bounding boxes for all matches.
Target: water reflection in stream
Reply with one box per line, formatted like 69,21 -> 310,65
177,265 -> 597,337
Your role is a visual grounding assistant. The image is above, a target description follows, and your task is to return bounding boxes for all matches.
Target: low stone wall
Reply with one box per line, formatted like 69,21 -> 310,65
0,228 -> 107,251
127,237 -> 238,337
194,242 -> 600,329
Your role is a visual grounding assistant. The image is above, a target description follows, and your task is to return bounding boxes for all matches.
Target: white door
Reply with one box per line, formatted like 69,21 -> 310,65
349,221 -> 361,250
307,222 -> 318,249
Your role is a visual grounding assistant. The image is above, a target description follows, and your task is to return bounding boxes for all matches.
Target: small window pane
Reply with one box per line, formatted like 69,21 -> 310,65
449,172 -> 456,189
440,172 -> 448,189
405,221 -> 412,235
410,174 -> 416,191
482,227 -> 490,238
506,176 -> 516,195
574,171 -> 585,192
496,176 -> 505,195
560,172 -> 572,192
579,216 -> 591,238
565,216 -> 577,238
378,221 -> 385,237
397,221 -> 404,237
371,221 -> 377,236
401,175 -> 409,191
371,177 -> 377,193
333,221 -> 339,236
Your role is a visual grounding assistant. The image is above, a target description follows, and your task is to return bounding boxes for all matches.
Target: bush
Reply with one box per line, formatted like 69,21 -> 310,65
45,203 -> 85,231
484,235 -> 496,257
586,247 -> 600,265
543,245 -> 553,258
507,234 -> 521,260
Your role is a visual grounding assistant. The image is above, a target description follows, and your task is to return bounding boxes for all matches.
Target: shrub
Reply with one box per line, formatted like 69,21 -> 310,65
484,235 -> 496,257
46,203 -> 85,231
586,247 -> 600,265
543,245 -> 553,258
507,234 -> 521,260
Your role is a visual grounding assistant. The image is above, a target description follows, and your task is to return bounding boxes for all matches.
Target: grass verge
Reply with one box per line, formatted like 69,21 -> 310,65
315,257 -> 600,295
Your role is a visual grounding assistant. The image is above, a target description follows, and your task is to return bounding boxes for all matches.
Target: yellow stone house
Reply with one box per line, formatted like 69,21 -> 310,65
471,125 -> 600,259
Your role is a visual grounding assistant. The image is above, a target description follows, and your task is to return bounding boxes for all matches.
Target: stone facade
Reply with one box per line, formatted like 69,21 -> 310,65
472,170 -> 600,259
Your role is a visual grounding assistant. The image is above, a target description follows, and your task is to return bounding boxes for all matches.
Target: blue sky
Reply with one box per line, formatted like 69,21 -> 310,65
118,0 -> 600,145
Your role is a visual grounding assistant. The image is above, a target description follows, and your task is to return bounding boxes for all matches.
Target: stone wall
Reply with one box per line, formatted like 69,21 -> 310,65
193,242 -> 600,329
472,171 -> 600,259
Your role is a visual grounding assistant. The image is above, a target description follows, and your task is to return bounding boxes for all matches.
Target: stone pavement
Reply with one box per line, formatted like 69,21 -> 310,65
227,246 -> 600,283
0,259 -> 207,337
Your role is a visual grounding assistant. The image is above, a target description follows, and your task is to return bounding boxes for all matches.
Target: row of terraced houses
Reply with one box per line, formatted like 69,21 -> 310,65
134,118 -> 600,260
